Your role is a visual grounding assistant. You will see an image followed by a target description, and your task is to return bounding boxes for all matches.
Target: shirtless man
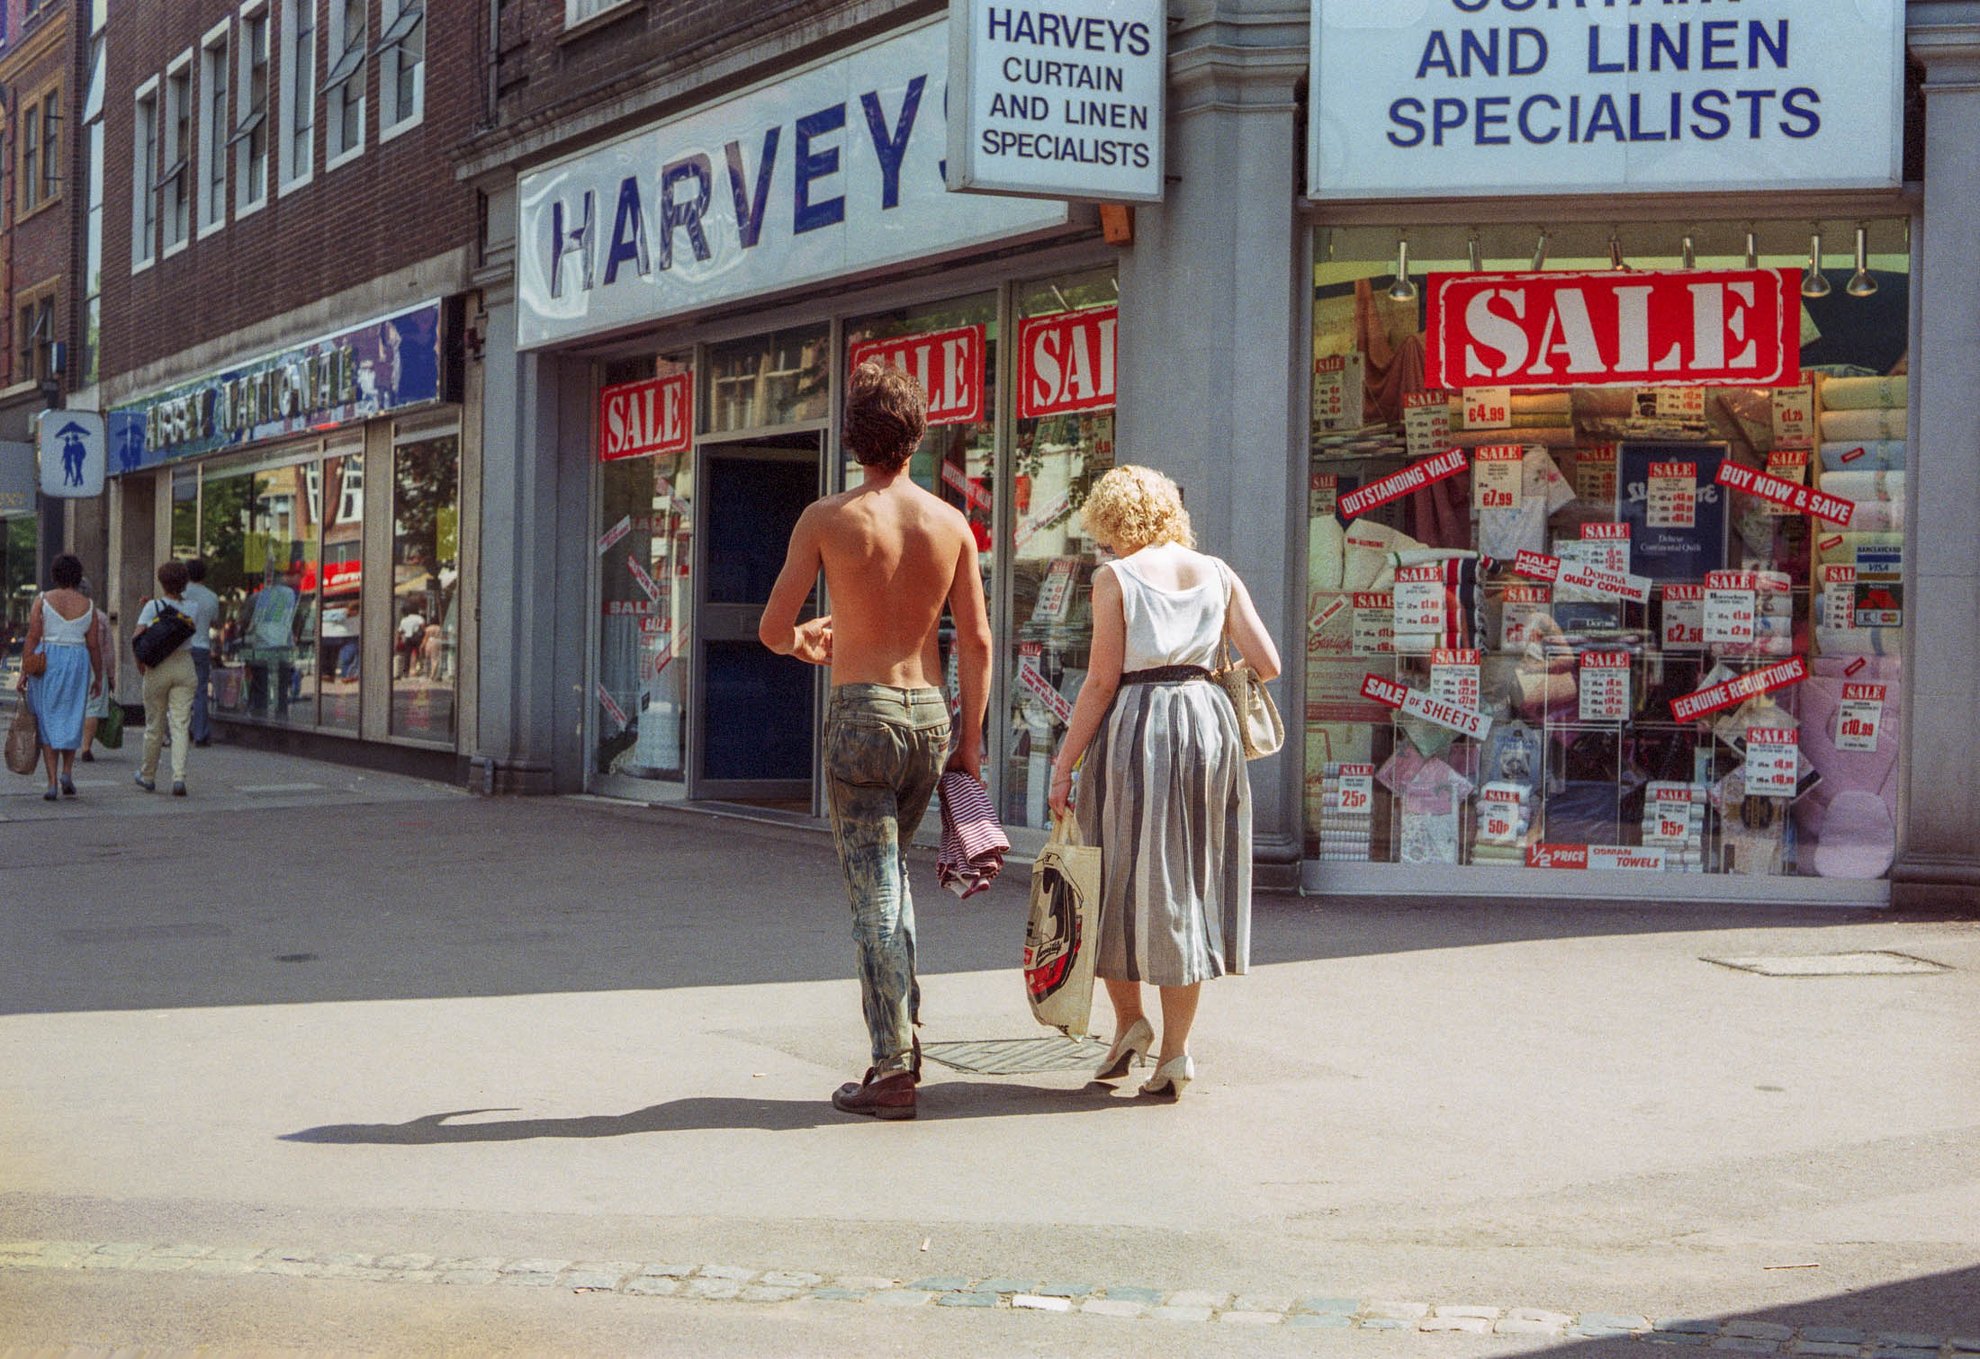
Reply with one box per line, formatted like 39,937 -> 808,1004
759,361 -> 993,1121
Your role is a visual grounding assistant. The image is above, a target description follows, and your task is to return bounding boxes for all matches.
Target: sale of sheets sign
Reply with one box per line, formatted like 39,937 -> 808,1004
946,0 -> 1166,203
1425,270 -> 1801,391
1308,0 -> 1904,199
849,325 -> 987,426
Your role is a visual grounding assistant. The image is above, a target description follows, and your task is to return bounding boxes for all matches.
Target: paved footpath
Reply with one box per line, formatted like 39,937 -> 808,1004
1,741 -> 1976,1355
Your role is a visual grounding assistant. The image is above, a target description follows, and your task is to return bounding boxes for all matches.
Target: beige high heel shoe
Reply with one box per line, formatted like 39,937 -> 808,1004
1096,1018 -> 1154,1080
1139,1053 -> 1194,1100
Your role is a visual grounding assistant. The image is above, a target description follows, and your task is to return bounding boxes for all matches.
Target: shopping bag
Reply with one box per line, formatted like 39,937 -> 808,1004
1024,815 -> 1101,1037
98,699 -> 124,750
6,702 -> 40,776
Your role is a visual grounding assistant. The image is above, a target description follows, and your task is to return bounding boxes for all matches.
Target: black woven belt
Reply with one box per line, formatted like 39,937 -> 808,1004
1120,665 -> 1212,685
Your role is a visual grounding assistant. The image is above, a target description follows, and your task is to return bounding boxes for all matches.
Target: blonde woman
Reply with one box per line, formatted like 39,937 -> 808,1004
1048,466 -> 1281,1099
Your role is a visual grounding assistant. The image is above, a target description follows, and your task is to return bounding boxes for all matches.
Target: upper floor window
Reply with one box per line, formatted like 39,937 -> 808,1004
199,24 -> 230,234
235,3 -> 271,213
324,0 -> 365,165
378,0 -> 424,136
132,80 -> 160,269
565,0 -> 632,30
19,102 -> 42,215
16,291 -> 57,387
18,85 -> 61,215
279,0 -> 316,191
162,57 -> 193,252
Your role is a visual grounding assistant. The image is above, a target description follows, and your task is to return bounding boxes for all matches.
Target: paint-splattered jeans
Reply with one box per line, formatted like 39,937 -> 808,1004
824,684 -> 950,1076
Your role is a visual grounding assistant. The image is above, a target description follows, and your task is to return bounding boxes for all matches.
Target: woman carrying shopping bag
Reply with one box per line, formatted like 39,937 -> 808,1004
1048,467 -> 1281,1100
13,554 -> 104,801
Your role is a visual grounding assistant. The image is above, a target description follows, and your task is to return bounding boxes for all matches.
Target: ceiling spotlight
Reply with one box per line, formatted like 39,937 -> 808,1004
1531,230 -> 1549,272
1846,224 -> 1879,297
1609,231 -> 1629,271
1388,238 -> 1417,302
1801,231 -> 1832,299
1744,229 -> 1759,270
1467,233 -> 1482,272
1680,235 -> 1696,271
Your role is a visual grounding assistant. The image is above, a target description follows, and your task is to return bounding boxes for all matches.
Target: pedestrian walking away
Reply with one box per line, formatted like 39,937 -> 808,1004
134,561 -> 200,797
181,558 -> 221,747
13,554 -> 106,801
759,360 -> 993,1122
1049,466 -> 1282,1100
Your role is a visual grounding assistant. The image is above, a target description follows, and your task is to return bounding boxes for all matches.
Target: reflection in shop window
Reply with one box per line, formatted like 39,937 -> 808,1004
203,461 -> 321,728
2,516 -> 38,679
391,432 -> 459,742
704,325 -> 830,433
318,453 -> 362,732
1004,268 -> 1119,831
1303,221 -> 1911,883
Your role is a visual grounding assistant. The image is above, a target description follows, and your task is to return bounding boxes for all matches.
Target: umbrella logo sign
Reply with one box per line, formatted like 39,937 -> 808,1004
39,410 -> 106,499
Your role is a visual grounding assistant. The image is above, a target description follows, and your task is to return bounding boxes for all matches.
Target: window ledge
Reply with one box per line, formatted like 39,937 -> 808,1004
558,0 -> 642,45
325,145 -> 365,173
15,194 -> 64,227
236,195 -> 269,221
378,111 -> 424,144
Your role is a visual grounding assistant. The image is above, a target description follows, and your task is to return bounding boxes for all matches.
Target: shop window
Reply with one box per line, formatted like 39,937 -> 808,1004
82,32 -> 106,385
132,80 -> 159,268
279,0 -> 315,192
323,0 -> 365,166
3,516 -> 38,680
390,430 -> 459,742
162,56 -> 193,253
171,468 -> 199,560
704,325 -> 830,433
377,0 -> 424,137
1003,269 -> 1120,831
235,4 -> 270,214
596,355 -> 693,783
845,292 -> 999,739
318,452 -> 362,732
202,460 -> 322,729
1303,221 -> 1911,884
199,24 -> 230,234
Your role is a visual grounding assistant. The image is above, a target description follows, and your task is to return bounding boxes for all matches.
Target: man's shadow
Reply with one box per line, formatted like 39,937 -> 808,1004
282,1081 -> 1145,1144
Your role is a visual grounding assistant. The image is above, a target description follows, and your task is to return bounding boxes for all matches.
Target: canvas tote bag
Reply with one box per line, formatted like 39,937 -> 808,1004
1024,815 -> 1101,1037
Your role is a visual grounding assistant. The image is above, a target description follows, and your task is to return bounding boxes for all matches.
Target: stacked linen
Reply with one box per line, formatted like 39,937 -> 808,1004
1819,469 -> 1904,533
1817,375 -> 1907,450
1710,569 -> 1795,660
1316,762 -> 1375,862
1640,782 -> 1708,873
1818,406 -> 1906,442
1820,439 -> 1904,472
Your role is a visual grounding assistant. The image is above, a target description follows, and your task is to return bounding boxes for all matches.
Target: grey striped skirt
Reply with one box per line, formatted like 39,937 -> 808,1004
1076,677 -> 1252,986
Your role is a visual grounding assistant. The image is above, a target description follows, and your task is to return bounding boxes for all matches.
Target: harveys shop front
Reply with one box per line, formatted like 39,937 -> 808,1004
485,14 -> 1127,841
1286,0 -> 1979,905
103,299 -> 475,765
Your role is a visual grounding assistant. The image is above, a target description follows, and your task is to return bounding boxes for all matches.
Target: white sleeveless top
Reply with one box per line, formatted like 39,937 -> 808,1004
40,596 -> 93,647
1107,552 -> 1229,673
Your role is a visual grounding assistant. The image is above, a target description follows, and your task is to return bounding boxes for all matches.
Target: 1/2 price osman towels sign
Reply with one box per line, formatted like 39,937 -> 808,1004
1309,0 -> 1903,199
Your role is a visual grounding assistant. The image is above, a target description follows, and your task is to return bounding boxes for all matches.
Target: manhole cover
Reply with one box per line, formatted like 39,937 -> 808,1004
1705,950 -> 1950,977
921,1035 -> 1110,1075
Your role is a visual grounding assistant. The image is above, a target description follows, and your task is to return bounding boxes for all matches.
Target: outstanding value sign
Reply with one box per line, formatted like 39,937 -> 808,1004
1309,0 -> 1904,200
517,20 -> 1068,351
946,0 -> 1166,203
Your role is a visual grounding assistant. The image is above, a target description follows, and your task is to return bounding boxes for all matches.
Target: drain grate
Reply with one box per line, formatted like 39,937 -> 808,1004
920,1035 -> 1110,1075
1704,950 -> 1950,977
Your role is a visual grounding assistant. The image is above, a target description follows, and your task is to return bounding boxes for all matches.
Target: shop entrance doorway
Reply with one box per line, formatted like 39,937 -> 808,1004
690,435 -> 824,806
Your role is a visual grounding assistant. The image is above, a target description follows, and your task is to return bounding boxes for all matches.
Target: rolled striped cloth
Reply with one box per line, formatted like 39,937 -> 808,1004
1820,440 -> 1905,472
1817,375 -> 1906,411
937,770 -> 1010,899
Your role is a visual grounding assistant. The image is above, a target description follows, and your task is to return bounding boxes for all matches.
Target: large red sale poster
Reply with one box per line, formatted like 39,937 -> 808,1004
849,326 -> 987,428
1017,307 -> 1118,419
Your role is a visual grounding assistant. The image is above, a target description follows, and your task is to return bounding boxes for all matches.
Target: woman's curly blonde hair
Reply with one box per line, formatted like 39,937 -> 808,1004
1079,464 -> 1195,552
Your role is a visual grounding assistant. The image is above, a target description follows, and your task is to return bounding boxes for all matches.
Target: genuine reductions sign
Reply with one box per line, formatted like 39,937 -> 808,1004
1309,0 -> 1904,199
947,0 -> 1166,203
1425,269 -> 1800,391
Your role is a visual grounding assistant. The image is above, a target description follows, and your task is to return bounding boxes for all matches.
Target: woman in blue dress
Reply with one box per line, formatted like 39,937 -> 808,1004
13,554 -> 105,801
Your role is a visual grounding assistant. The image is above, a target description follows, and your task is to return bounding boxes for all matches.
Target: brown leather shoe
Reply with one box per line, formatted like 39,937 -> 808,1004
832,1068 -> 917,1120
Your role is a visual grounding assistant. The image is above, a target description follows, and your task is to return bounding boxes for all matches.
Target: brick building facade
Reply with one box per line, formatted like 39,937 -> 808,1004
0,0 -> 84,424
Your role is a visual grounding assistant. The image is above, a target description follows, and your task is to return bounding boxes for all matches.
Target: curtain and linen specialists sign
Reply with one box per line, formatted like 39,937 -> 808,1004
517,21 -> 1068,351
946,0 -> 1166,202
1309,0 -> 1904,198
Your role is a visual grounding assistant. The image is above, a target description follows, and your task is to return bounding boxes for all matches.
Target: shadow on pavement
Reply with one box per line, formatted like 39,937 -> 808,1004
280,1081 -> 1142,1142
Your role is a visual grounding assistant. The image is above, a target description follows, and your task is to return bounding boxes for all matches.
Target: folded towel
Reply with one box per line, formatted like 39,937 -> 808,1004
1821,408 -> 1906,441
1842,501 -> 1905,533
1818,375 -> 1906,411
1817,624 -> 1902,656
1818,469 -> 1904,504
937,770 -> 1010,899
1814,530 -> 1903,567
1820,440 -> 1905,471
1512,392 -> 1573,416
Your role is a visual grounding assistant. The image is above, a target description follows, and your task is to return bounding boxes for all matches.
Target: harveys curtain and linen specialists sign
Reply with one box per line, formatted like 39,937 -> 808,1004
517,20 -> 1069,350
1309,0 -> 1904,199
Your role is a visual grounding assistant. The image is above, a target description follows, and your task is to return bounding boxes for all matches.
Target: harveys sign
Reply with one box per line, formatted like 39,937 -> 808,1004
849,325 -> 987,427
1425,269 -> 1800,390
1017,305 -> 1117,418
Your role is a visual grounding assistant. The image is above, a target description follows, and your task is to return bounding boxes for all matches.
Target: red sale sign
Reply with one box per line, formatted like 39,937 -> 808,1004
849,325 -> 987,428
1424,269 -> 1801,391
1017,306 -> 1117,419
599,373 -> 692,462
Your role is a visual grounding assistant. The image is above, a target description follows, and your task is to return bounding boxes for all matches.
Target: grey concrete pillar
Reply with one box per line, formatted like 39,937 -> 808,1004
1897,6 -> 1980,904
1116,1 -> 1309,886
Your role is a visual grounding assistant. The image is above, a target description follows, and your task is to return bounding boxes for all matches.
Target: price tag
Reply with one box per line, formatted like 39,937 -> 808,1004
1644,387 -> 1707,420
1574,442 -> 1619,507
1577,650 -> 1631,723
1430,648 -> 1482,713
1837,683 -> 1886,753
1480,789 -> 1522,842
1336,763 -> 1375,814
1820,565 -> 1858,629
1662,584 -> 1706,650
1392,566 -> 1446,648
1404,391 -> 1454,460
1771,385 -> 1815,447
1646,460 -> 1698,530
1762,448 -> 1810,517
1309,473 -> 1340,518
1501,584 -> 1551,650
1473,445 -> 1525,511
1463,386 -> 1512,430
1745,726 -> 1800,798
1703,587 -> 1757,646
1313,353 -> 1365,430
1033,557 -> 1078,623
1351,592 -> 1395,657
1647,788 -> 1697,845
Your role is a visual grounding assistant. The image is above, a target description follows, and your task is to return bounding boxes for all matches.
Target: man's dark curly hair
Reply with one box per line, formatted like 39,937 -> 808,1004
844,359 -> 928,473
